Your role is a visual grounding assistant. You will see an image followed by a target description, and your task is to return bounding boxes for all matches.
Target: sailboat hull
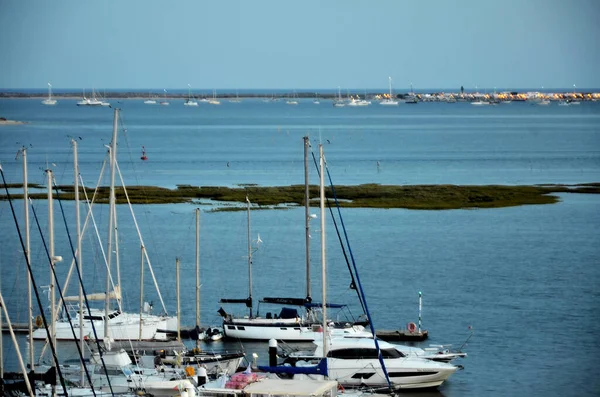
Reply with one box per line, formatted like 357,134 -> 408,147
31,311 -> 175,341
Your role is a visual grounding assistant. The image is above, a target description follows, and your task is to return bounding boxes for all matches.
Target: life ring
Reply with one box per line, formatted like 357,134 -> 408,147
35,315 -> 43,328
407,322 -> 417,333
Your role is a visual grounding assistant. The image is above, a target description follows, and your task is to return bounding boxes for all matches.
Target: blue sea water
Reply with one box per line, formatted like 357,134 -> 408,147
1,98 -> 599,396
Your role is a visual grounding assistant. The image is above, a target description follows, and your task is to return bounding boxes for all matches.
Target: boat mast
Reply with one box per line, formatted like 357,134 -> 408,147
46,169 -> 57,350
176,257 -> 181,343
319,144 -> 327,358
195,208 -> 201,349
247,196 -> 253,318
303,136 -> 312,302
21,148 -> 35,372
72,139 -> 85,385
139,245 -> 144,341
105,108 -> 119,338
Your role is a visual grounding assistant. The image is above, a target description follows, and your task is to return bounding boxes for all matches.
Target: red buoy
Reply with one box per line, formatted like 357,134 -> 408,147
141,146 -> 148,161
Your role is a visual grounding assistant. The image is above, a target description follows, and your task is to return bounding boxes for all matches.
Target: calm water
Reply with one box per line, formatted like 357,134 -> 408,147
1,98 -> 599,396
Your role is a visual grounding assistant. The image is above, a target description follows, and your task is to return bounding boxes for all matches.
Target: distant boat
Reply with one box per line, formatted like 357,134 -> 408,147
184,84 -> 198,106
41,82 -> 57,105
76,88 -> 103,106
380,76 -> 399,105
558,101 -> 570,106
141,146 -> 148,161
208,89 -> 221,105
333,86 -> 345,107
313,93 -> 320,105
160,89 -> 170,106
144,91 -> 157,104
229,89 -> 242,103
471,100 -> 490,106
286,90 -> 299,105
537,99 -> 551,106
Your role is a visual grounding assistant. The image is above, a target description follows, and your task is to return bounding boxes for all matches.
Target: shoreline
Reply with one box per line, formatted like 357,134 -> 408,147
1,90 -> 599,102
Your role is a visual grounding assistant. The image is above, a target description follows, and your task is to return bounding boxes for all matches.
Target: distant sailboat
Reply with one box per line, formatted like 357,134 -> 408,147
184,84 -> 198,106
144,91 -> 157,104
208,89 -> 221,105
141,146 -> 148,161
160,89 -> 170,106
286,90 -> 299,105
380,77 -> 398,105
76,88 -> 103,106
229,89 -> 241,103
333,86 -> 345,107
42,82 -> 57,105
313,93 -> 320,105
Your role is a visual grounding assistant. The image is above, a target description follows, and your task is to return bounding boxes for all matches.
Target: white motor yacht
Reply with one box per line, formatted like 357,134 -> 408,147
288,336 -> 459,390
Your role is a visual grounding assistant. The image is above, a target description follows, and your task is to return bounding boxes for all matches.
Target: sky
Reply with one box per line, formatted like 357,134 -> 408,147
0,0 -> 599,91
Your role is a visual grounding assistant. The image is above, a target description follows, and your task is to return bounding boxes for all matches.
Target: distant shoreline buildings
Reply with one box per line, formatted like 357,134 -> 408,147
1,89 -> 598,103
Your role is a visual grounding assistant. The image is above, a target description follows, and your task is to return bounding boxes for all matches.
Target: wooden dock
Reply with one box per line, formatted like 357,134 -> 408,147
376,328 -> 429,342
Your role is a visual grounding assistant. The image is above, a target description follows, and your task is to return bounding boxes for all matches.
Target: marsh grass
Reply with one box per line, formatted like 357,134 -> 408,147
2,183 -> 599,210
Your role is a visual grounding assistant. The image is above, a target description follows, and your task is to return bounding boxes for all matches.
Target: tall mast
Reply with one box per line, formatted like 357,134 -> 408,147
319,145 -> 327,358
139,246 -> 144,341
72,139 -> 85,385
105,108 -> 119,338
22,148 -> 34,371
303,136 -> 311,302
246,196 -> 253,318
195,208 -> 201,349
176,257 -> 181,343
46,169 -> 57,350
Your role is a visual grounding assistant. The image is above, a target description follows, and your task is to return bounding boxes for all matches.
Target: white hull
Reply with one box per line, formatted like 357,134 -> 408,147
325,357 -> 457,389
42,99 -> 57,105
184,100 -> 198,106
223,318 -> 369,341
32,311 -> 175,341
144,100 -> 157,104
379,99 -> 398,105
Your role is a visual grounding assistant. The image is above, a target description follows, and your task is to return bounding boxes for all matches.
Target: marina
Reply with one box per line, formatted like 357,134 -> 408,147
0,97 -> 599,396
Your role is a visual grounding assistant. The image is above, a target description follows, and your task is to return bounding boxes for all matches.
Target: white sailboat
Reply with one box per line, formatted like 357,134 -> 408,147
286,90 -> 299,105
380,76 -> 399,105
208,89 -> 221,105
219,138 -> 368,341
160,89 -> 170,106
229,89 -> 242,103
42,82 -> 57,105
184,84 -> 198,106
144,91 -> 157,104
32,109 -> 177,342
332,86 -> 345,107
76,88 -> 103,106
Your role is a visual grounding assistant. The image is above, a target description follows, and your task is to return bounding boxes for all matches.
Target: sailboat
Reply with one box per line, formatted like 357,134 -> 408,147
313,93 -> 320,104
76,88 -> 103,106
332,86 -> 345,107
380,76 -> 399,105
286,90 -> 299,105
184,84 -> 198,106
32,109 -> 177,342
160,89 -> 170,105
42,82 -> 58,105
219,138 -> 368,341
229,89 -> 242,103
208,89 -> 221,105
144,91 -> 157,104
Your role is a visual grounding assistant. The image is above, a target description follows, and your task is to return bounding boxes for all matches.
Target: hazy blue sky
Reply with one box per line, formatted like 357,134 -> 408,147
1,0 -> 598,90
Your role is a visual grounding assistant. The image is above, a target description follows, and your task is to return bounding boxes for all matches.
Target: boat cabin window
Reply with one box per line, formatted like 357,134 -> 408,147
84,310 -> 121,321
327,348 -> 404,359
